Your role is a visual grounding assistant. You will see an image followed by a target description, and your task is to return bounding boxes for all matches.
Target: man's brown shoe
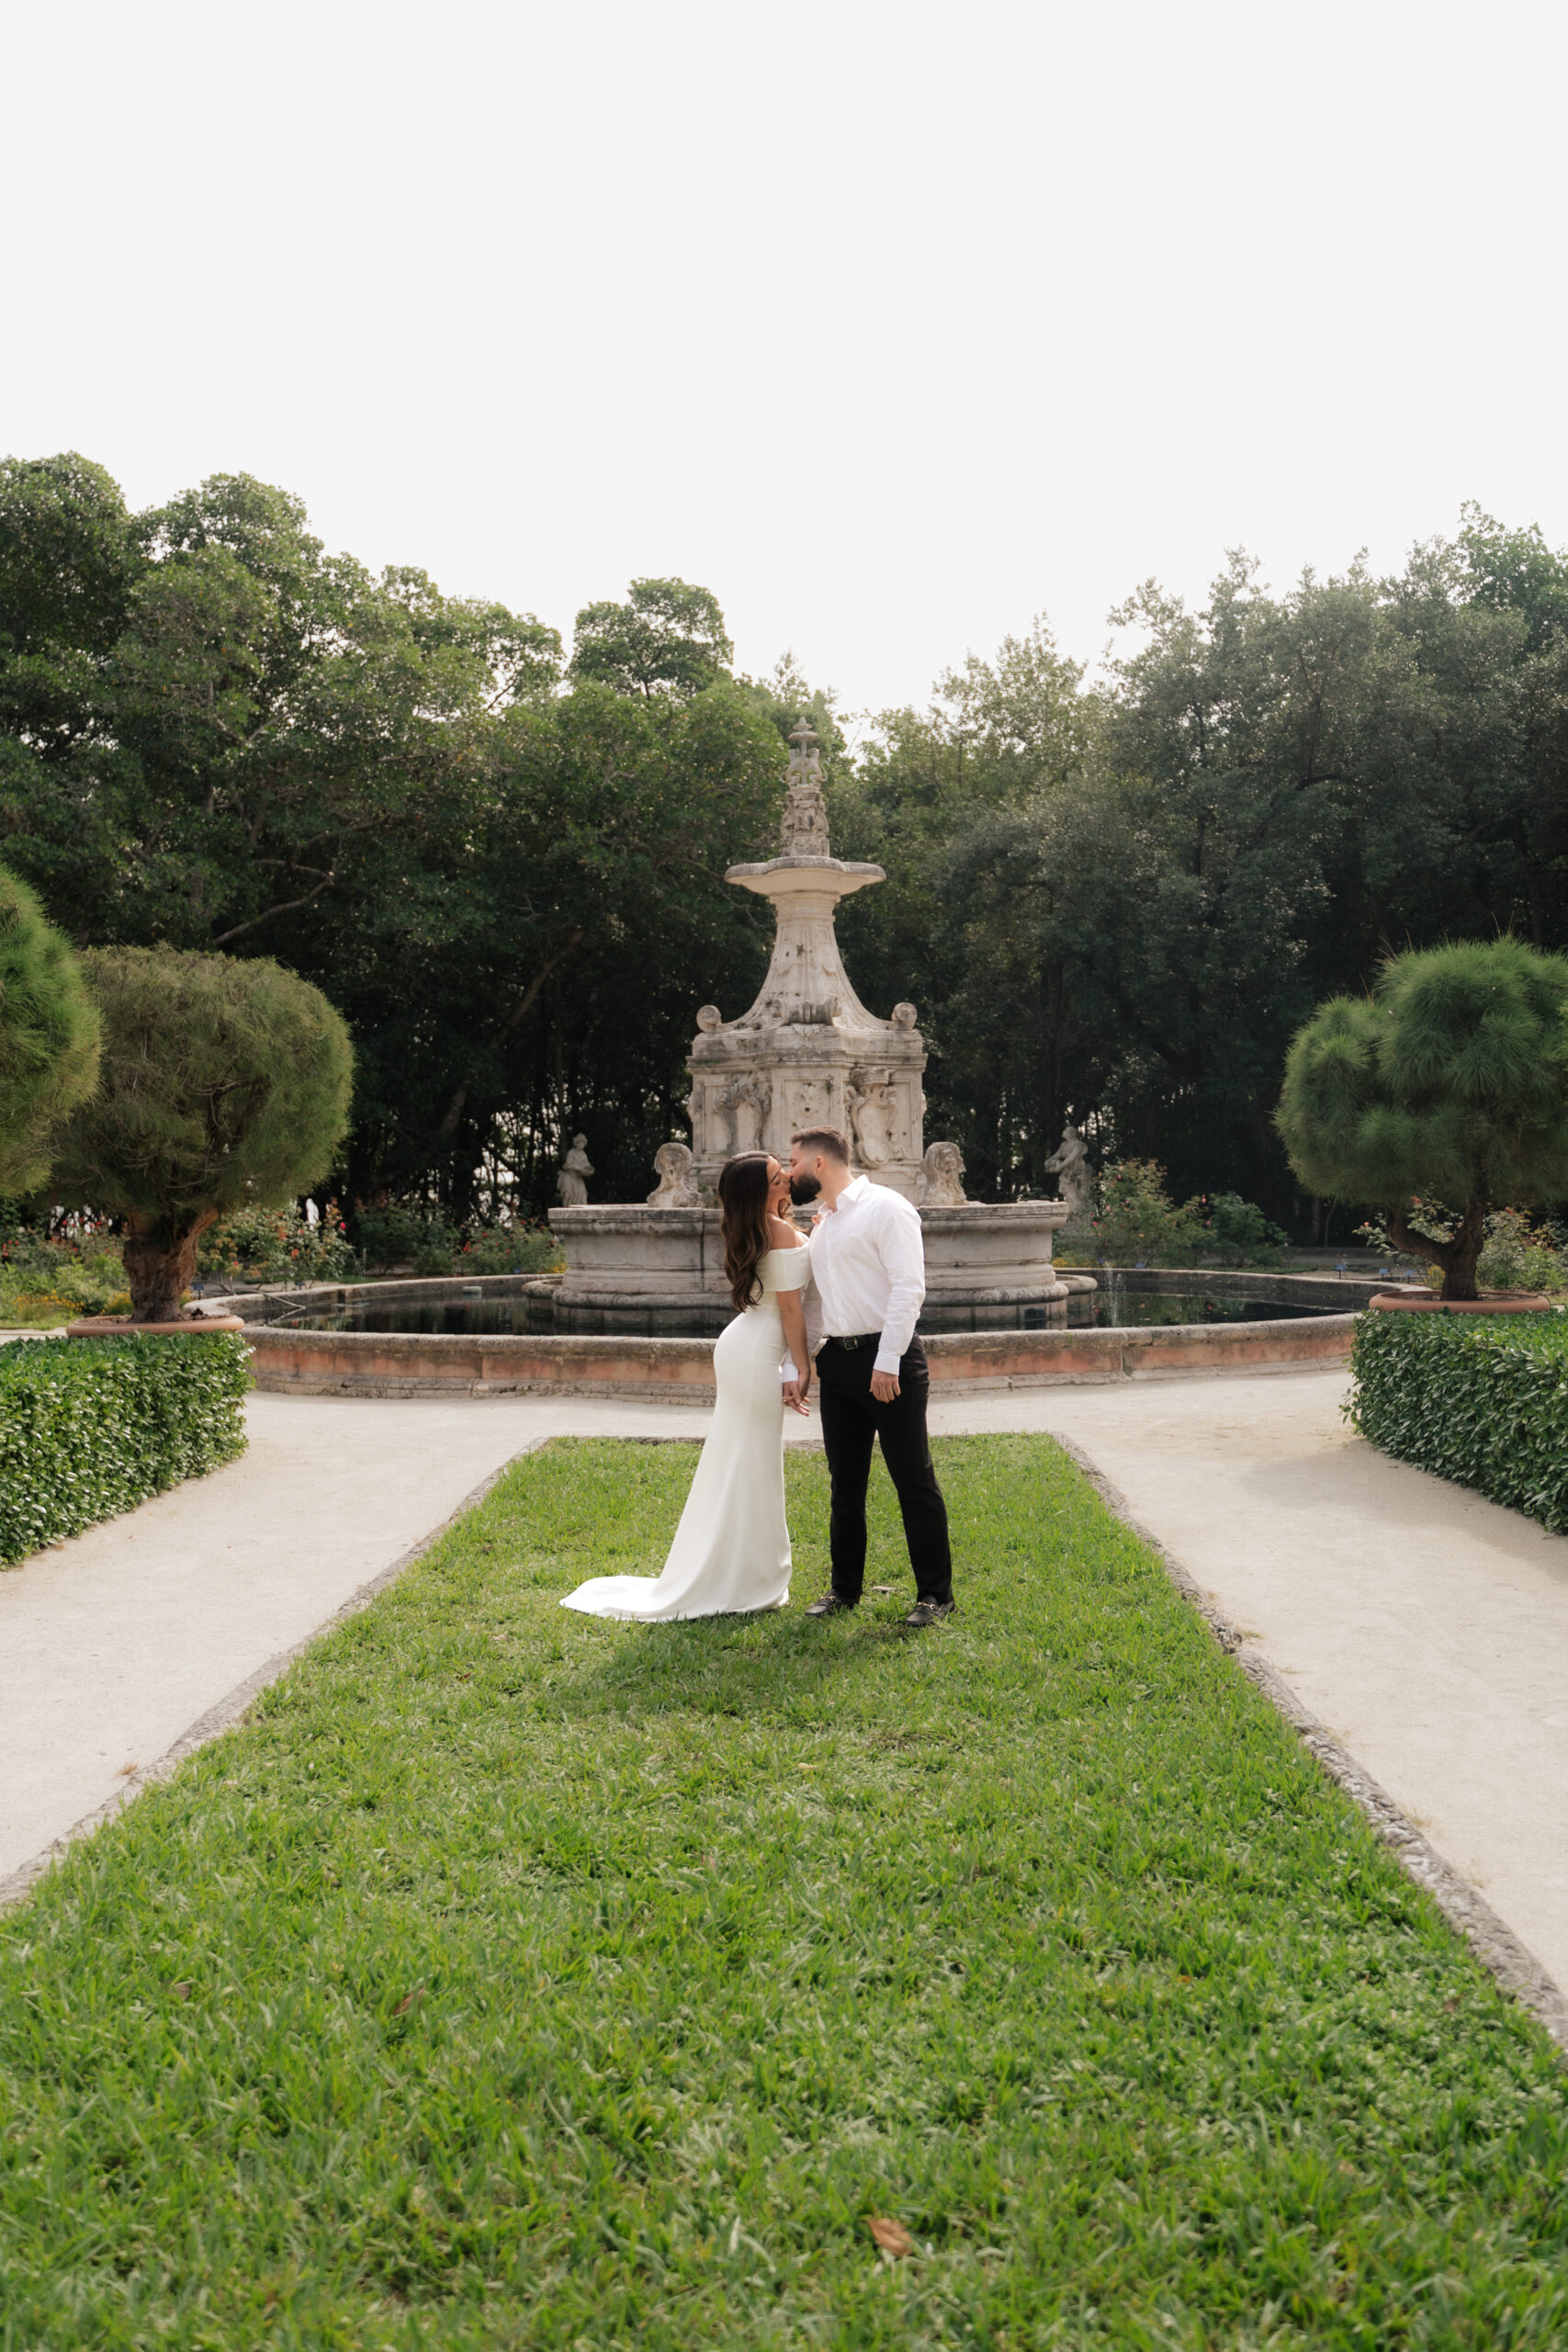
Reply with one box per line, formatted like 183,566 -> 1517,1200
903,1600 -> 956,1629
805,1591 -> 857,1617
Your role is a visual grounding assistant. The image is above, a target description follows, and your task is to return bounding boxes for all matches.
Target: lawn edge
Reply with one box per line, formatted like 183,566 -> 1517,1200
1053,1430 -> 1568,2058
0,1439 -> 554,1917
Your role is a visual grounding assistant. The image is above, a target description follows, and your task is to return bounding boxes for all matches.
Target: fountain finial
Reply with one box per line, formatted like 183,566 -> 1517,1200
779,716 -> 830,857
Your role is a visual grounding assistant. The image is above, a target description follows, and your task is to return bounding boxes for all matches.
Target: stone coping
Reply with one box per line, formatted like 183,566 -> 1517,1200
239,1308 -> 1359,1399
65,1315 -> 247,1338
547,1200 -> 1070,1233
209,1266 -> 1387,1324
1368,1291 -> 1554,1314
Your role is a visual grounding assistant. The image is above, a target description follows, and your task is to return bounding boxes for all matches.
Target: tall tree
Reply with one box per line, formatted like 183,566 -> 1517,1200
0,463 -> 563,953
569,577 -> 732,698
828,617 -> 1099,1196
310,673 -> 784,1210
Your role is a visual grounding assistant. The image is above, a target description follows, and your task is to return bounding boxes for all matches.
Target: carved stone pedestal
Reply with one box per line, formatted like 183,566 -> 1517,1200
685,720 -> 927,1195
548,1199 -> 1079,1328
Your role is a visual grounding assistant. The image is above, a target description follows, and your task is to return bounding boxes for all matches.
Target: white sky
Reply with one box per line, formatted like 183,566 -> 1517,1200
6,0 -> 1565,715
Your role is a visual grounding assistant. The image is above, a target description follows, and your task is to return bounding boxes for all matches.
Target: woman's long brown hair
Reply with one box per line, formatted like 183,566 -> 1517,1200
717,1152 -> 774,1314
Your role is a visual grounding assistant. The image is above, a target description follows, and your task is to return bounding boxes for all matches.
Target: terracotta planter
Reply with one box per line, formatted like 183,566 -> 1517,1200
1367,1291 -> 1552,1315
65,1315 -> 247,1338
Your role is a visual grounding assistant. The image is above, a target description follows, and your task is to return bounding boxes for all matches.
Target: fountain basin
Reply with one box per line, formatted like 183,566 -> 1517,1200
226,1268 -> 1369,1397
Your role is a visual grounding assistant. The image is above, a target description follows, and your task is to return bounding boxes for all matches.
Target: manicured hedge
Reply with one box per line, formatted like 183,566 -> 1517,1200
1349,1306 -> 1568,1531
0,1332 -> 250,1566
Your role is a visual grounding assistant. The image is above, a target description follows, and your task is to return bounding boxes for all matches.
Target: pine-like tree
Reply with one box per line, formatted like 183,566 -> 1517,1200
0,863 -> 101,1192
52,947 -> 353,1321
1276,938 -> 1568,1298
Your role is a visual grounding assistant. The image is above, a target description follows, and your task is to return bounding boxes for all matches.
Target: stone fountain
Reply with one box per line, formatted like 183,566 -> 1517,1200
549,720 -> 1082,1325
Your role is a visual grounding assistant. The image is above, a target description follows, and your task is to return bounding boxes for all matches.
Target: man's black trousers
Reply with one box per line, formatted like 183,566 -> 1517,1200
816,1336 -> 953,1605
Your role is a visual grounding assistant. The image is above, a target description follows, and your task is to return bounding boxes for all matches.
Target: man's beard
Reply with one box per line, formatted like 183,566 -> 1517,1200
788,1171 -> 821,1205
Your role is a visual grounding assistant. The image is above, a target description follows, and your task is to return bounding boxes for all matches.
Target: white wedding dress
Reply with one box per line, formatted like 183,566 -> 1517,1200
560,1246 -> 813,1621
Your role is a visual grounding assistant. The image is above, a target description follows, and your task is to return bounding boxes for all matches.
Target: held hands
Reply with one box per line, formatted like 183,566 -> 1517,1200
870,1368 -> 901,1403
783,1376 -> 812,1418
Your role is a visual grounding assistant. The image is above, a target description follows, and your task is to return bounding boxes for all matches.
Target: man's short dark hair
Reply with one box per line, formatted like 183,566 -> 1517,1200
790,1125 -> 852,1164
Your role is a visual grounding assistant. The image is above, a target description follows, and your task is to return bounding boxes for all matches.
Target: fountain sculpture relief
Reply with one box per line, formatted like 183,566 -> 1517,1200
684,721 -> 929,1193
548,719 -> 1087,1324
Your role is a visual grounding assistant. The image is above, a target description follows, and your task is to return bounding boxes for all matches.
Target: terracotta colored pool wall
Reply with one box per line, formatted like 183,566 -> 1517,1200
241,1311 -> 1359,1400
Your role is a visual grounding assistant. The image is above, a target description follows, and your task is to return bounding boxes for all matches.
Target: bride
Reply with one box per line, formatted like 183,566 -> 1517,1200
559,1151 -> 813,1621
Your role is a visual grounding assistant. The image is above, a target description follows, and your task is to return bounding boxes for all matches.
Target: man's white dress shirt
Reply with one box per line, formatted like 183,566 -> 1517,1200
805,1175 -> 926,1375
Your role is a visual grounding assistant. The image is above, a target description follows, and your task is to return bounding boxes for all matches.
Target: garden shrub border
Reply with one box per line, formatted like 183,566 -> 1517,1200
1349,1305 -> 1568,1532
0,1332 -> 251,1566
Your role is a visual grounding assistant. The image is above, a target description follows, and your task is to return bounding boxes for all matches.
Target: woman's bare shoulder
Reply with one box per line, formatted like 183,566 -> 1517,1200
766,1216 -> 806,1250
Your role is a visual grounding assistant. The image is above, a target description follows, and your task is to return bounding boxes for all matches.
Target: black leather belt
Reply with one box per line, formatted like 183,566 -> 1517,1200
823,1332 -> 882,1351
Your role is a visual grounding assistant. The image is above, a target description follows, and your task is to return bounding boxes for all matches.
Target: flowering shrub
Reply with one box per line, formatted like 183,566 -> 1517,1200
197,1202 -> 355,1286
457,1222 -> 562,1276
350,1206 -> 563,1278
1189,1191 -> 1291,1268
1355,1204 -> 1566,1295
1476,1208 -> 1565,1295
0,1232 -> 130,1327
1088,1160 -> 1201,1264
350,1206 -> 458,1274
1059,1161 -> 1291,1269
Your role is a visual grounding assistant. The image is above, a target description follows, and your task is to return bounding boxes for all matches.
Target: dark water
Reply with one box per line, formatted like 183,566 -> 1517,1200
279,1295 -> 561,1337
274,1290 -> 1339,1339
1067,1293 -> 1332,1330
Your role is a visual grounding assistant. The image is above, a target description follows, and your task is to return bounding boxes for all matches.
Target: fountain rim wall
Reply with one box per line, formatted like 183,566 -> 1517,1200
217,1267 -> 1377,1397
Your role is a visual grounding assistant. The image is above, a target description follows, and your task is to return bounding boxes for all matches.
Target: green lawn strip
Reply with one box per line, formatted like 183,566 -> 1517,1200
2,1435 -> 1564,2350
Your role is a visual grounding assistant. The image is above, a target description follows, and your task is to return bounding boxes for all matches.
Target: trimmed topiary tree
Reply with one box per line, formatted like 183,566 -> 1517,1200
0,862 -> 101,1191
51,947 -> 353,1322
1276,936 -> 1568,1299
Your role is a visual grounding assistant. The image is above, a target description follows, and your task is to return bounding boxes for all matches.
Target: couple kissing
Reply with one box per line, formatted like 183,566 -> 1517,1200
561,1127 -> 954,1630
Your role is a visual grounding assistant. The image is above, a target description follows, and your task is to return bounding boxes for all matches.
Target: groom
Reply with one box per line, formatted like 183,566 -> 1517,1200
786,1127 -> 955,1629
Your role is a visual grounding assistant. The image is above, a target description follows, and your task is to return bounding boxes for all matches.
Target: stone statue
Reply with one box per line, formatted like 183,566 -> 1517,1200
847,1069 -> 898,1168
647,1141 -> 701,1207
556,1134 -> 593,1208
778,718 -> 831,855
915,1140 -> 966,1206
1043,1121 -> 1092,1221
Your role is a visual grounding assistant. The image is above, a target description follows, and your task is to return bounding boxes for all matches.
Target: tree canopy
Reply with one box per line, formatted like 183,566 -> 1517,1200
569,577 -> 733,698
0,461 -> 784,1212
832,522 -> 1568,1219
6,452 -> 1567,1231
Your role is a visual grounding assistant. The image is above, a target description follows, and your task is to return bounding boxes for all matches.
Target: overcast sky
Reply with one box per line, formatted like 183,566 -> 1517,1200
7,1 -> 1564,715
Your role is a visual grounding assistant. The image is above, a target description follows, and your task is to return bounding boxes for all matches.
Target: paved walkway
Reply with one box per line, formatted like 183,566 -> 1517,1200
6,1375 -> 1568,2011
